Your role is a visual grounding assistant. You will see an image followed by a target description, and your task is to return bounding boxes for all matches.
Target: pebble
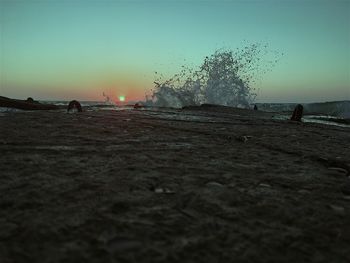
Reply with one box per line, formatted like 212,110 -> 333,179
107,237 -> 142,251
154,188 -> 175,194
329,205 -> 345,215
328,167 -> 348,175
223,173 -> 233,180
206,181 -> 224,189
0,221 -> 18,238
341,183 -> 350,195
154,188 -> 164,193
258,183 -> 271,188
236,136 -> 248,143
298,189 -> 311,195
343,195 -> 350,201
227,183 -> 236,188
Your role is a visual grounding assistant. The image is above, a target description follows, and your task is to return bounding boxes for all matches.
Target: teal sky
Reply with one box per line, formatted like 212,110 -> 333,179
0,0 -> 349,102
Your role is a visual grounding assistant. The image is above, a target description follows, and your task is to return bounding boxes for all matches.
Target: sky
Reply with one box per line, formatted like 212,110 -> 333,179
0,0 -> 349,103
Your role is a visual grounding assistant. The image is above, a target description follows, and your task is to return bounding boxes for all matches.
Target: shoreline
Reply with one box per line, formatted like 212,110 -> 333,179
1,104 -> 350,128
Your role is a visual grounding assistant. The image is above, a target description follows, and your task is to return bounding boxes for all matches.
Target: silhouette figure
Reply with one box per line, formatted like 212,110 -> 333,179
253,105 -> 258,110
67,100 -> 82,112
291,104 -> 303,121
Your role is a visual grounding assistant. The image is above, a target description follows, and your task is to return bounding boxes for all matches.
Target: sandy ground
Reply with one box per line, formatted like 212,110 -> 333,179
0,105 -> 350,263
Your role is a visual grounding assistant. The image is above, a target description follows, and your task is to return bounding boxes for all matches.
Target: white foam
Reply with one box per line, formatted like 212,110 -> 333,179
0,107 -> 23,113
149,45 -> 279,108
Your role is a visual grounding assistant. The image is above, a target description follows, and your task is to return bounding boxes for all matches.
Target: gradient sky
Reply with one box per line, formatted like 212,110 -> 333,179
0,0 -> 349,102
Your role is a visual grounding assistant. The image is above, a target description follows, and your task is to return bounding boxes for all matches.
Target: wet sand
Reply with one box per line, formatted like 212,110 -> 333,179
0,106 -> 350,263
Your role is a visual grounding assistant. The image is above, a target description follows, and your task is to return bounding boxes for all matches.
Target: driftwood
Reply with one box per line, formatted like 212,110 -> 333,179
0,96 -> 59,111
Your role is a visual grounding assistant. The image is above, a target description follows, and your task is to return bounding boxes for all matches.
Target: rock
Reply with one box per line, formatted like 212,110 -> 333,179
0,221 -> 18,239
298,189 -> 311,194
67,100 -> 83,113
341,183 -> 350,196
26,97 -> 34,103
154,188 -> 175,194
236,136 -> 248,143
206,181 -> 224,189
328,167 -> 348,175
0,95 -> 59,110
290,104 -> 303,121
134,103 -> 143,109
317,157 -> 350,177
343,195 -> 350,201
329,205 -> 345,215
258,183 -> 271,188
107,237 -> 142,252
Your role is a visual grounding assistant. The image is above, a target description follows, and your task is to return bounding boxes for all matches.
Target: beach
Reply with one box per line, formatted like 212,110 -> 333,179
0,105 -> 350,262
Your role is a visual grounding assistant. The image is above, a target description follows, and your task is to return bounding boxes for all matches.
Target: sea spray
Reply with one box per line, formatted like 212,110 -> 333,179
149,44 -> 280,108
102,92 -> 114,105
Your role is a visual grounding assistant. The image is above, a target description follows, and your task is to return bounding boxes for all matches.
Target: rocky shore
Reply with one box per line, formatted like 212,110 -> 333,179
0,96 -> 59,111
0,105 -> 349,263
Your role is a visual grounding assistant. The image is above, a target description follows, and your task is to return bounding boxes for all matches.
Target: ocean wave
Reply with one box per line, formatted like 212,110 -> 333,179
147,44 -> 280,108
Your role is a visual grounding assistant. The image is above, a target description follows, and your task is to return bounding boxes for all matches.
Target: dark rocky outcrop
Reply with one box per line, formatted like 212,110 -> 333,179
0,96 -> 59,111
291,104 -> 303,121
67,100 -> 82,112
133,103 -> 143,109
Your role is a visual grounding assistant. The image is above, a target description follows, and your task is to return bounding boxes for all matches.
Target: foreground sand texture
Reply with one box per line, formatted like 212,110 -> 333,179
1,106 -> 350,263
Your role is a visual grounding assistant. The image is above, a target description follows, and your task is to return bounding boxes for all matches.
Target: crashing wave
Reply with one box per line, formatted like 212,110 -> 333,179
148,44 -> 278,108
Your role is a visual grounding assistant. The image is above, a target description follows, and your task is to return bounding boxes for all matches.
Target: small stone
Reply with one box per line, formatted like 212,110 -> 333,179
107,237 -> 142,251
258,183 -> 271,188
343,195 -> 350,201
206,182 -> 224,189
227,183 -> 236,188
236,136 -> 248,143
154,188 -> 175,194
329,205 -> 345,214
298,189 -> 311,194
328,167 -> 348,175
223,173 -> 233,180
341,183 -> 350,195
0,222 -> 18,238
164,188 -> 175,194
154,188 -> 164,194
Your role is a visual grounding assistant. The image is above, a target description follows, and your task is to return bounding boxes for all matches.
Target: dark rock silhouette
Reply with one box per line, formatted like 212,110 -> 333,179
67,100 -> 82,112
133,103 -> 143,109
0,96 -> 58,110
291,104 -> 303,121
26,97 -> 34,103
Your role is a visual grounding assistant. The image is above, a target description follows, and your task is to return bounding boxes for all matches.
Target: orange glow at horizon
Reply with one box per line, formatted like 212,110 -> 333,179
98,81 -> 147,102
